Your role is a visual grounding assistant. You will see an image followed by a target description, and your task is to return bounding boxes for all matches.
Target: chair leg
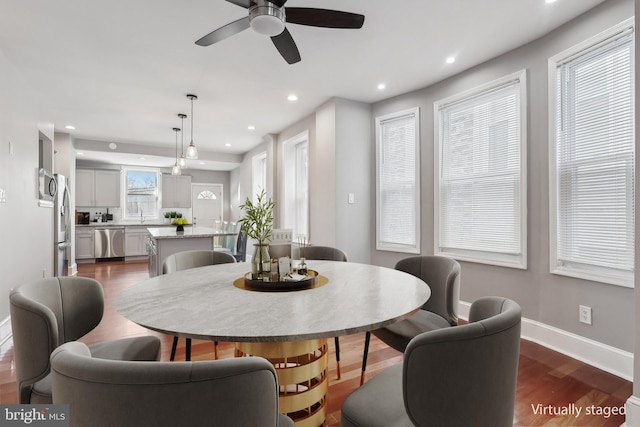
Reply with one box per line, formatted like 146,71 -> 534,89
360,331 -> 371,386
170,336 -> 178,361
214,341 -> 219,360
186,338 -> 191,361
334,336 -> 341,380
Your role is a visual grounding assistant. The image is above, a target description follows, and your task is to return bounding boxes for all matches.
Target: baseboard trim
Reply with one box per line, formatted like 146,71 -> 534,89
458,301 -> 633,381
69,262 -> 78,276
0,316 -> 12,348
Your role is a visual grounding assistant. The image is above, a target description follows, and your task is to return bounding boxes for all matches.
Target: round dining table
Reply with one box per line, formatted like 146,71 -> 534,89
116,260 -> 430,427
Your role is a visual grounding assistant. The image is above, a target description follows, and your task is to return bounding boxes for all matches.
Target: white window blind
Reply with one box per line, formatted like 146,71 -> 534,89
436,71 -> 526,268
376,108 -> 420,253
552,25 -> 634,286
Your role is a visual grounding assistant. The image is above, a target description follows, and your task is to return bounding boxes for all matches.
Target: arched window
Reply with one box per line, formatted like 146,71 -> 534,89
197,190 -> 217,200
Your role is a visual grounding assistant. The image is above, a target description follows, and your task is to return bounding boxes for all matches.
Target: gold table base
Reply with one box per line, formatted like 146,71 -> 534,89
236,339 -> 328,427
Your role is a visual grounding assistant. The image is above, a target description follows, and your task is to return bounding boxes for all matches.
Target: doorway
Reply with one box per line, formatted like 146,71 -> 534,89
191,183 -> 223,228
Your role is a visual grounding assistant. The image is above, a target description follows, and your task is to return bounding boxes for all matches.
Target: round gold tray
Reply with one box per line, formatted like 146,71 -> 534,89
243,269 -> 318,291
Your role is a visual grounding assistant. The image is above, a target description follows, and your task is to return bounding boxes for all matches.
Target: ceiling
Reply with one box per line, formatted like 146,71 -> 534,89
1,0 -> 606,171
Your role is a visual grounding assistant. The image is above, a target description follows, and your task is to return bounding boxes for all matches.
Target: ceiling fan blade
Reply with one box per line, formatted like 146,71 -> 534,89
270,0 -> 288,7
271,28 -> 301,64
225,0 -> 251,8
285,8 -> 365,29
195,16 -> 251,47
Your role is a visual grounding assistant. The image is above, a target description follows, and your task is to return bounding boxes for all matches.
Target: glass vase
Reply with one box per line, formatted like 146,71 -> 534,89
252,243 -> 271,279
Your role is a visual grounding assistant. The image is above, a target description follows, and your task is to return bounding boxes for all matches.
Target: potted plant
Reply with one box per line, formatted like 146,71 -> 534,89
239,189 -> 275,278
163,212 -> 171,223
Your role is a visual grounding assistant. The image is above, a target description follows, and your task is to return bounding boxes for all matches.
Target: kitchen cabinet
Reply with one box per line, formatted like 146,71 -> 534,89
125,226 -> 149,257
76,169 -> 120,207
75,227 -> 95,259
162,174 -> 192,208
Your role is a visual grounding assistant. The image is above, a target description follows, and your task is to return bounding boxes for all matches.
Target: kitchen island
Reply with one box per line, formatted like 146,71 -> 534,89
147,227 -> 237,277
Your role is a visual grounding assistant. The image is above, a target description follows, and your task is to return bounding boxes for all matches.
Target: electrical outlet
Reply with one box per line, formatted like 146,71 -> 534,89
579,305 -> 592,325
0,188 -> 6,203
42,268 -> 46,278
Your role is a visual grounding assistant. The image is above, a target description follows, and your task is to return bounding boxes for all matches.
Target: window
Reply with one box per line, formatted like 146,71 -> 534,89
376,108 -> 420,253
252,152 -> 267,202
282,132 -> 309,241
197,190 -> 217,200
124,168 -> 159,219
549,20 -> 634,287
435,70 -> 527,268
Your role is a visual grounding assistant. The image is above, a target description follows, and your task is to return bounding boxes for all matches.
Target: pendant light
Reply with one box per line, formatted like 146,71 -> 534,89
186,94 -> 199,159
178,113 -> 187,169
171,127 -> 182,176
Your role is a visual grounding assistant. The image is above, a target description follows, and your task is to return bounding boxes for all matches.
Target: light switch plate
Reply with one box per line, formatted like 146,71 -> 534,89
0,188 -> 6,203
348,193 -> 355,204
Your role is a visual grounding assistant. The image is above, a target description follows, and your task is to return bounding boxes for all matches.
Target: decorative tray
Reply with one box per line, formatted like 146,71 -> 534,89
243,269 -> 318,291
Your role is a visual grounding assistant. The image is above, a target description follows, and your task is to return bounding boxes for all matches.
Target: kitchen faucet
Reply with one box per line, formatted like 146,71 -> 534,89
140,211 -> 145,224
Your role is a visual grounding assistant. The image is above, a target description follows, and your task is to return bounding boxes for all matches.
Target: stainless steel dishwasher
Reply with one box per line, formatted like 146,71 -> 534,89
95,228 -> 125,259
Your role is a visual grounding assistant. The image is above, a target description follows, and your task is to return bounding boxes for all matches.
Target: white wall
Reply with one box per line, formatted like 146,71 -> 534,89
0,49 -> 55,319
231,98 -> 373,263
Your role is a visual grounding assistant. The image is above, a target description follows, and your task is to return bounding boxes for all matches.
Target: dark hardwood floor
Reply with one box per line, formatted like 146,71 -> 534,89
0,260 -> 632,426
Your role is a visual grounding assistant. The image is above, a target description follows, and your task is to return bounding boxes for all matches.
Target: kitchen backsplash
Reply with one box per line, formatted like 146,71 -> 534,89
77,207 -> 192,223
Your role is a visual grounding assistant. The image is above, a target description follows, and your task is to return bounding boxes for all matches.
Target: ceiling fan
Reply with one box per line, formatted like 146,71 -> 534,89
195,0 -> 365,64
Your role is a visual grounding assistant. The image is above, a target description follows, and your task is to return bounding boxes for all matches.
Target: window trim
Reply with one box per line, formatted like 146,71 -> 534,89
548,18 -> 635,288
375,107 -> 421,254
282,131 -> 309,241
252,151 -> 267,203
122,166 -> 160,220
433,70 -> 528,269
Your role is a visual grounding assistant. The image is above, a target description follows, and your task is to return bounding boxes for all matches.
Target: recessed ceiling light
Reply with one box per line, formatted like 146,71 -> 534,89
65,125 -> 76,130
545,0 -> 557,3
287,94 -> 298,101
248,125 -> 255,130
108,142 -> 117,150
139,157 -> 146,160
377,83 -> 386,90
225,143 -> 231,147
446,56 -> 456,64
77,152 -> 84,156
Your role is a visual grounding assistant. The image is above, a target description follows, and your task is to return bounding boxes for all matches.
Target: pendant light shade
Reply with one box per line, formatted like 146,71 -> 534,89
171,127 -> 182,176
178,113 -> 187,169
186,94 -> 199,159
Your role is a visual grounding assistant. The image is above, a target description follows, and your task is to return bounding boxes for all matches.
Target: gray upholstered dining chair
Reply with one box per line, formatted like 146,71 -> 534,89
342,296 -> 521,427
162,249 -> 236,361
51,341 -> 295,427
9,277 -> 161,404
361,255 -> 460,384
302,245 -> 348,379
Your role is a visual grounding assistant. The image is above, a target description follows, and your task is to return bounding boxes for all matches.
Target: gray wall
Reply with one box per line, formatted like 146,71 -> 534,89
370,0 -> 634,351
0,50 -> 56,319
334,98 -> 372,264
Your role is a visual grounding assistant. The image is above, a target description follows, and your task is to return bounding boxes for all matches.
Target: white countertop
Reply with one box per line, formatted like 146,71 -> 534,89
76,222 -> 182,228
147,226 -> 236,239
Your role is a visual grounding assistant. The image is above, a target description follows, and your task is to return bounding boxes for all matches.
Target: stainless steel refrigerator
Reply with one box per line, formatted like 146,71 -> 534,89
54,174 -> 72,276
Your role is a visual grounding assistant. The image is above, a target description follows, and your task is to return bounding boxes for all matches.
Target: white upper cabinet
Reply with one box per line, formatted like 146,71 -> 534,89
162,174 -> 191,208
76,169 -> 120,207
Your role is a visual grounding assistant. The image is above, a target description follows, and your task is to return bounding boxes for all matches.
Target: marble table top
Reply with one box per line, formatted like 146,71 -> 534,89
116,260 -> 431,342
147,226 -> 237,239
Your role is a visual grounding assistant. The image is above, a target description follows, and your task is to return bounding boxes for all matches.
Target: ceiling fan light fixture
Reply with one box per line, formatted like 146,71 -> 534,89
249,2 -> 285,36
